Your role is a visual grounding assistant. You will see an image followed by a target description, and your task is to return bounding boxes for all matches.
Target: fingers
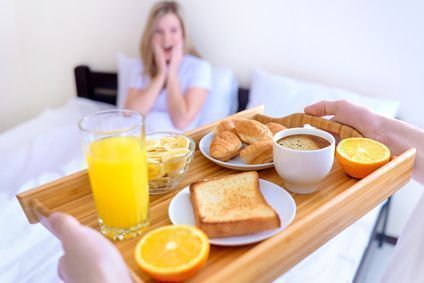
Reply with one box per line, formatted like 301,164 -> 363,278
152,36 -> 160,49
153,44 -> 163,58
31,199 -> 51,229
174,41 -> 183,52
152,45 -> 167,72
47,212 -> 81,241
174,42 -> 184,57
152,40 -> 164,57
304,100 -> 338,117
58,256 -> 66,282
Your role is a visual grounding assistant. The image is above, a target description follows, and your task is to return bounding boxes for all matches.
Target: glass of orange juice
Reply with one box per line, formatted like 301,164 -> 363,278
79,109 -> 149,240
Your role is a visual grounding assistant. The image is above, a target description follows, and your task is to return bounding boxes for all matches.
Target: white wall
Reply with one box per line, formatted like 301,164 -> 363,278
2,0 -> 423,235
2,0 -> 424,132
0,0 -> 28,131
183,0 -> 424,126
1,0 -> 150,132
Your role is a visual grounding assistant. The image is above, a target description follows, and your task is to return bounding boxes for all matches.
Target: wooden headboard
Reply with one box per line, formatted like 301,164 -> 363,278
74,65 -> 250,112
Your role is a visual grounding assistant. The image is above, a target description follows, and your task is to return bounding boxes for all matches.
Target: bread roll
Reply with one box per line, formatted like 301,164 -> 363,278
239,140 -> 273,164
210,131 -> 242,161
234,119 -> 272,144
266,122 -> 287,135
216,118 -> 248,134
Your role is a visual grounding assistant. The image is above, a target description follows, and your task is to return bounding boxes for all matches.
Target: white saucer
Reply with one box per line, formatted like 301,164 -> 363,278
199,132 -> 274,171
168,179 -> 296,246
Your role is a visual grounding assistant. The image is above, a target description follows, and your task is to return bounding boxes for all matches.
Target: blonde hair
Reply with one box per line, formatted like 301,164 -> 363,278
140,1 -> 199,78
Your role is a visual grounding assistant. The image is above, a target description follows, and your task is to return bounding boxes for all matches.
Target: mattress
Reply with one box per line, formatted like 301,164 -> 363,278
0,97 -> 381,283
0,97 -> 113,283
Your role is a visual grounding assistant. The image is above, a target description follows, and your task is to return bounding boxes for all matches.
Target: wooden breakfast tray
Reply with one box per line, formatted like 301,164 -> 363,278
17,106 -> 416,283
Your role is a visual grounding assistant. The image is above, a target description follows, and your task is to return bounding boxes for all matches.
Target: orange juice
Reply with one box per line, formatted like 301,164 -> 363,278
86,136 -> 149,236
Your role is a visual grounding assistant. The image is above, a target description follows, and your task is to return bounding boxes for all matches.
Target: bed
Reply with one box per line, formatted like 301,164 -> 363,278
0,65 -> 392,283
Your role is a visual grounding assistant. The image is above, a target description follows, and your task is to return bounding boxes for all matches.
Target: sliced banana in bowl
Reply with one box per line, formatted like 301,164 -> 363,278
145,132 -> 195,194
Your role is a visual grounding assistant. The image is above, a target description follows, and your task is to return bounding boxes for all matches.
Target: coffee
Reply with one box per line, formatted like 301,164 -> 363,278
277,134 -> 330,151
273,128 -> 335,194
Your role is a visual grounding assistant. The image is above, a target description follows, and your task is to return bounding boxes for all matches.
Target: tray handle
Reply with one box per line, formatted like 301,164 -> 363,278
255,113 -> 363,139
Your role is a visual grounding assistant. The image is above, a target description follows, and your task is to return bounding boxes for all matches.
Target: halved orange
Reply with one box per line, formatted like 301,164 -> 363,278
336,138 -> 391,179
134,225 -> 210,282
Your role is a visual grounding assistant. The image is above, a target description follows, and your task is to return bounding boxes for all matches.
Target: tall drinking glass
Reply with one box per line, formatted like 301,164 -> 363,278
79,109 -> 149,240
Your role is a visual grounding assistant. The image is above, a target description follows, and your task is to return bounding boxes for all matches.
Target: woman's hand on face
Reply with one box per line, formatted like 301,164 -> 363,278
304,100 -> 383,140
46,212 -> 132,283
168,41 -> 184,77
153,38 -> 168,76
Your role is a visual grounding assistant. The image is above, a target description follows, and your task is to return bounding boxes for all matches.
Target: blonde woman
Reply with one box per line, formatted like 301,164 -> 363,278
125,1 -> 212,131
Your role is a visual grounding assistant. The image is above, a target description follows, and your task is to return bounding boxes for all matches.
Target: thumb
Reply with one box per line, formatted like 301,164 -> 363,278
47,212 -> 81,241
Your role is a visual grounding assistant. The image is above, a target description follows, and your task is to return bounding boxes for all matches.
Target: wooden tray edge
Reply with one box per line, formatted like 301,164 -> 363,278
255,113 -> 363,139
206,148 -> 416,282
17,170 -> 90,224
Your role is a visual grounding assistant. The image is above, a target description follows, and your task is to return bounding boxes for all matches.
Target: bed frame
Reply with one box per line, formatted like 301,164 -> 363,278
74,65 -> 250,112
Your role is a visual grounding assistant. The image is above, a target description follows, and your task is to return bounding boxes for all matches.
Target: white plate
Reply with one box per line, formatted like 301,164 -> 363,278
168,179 -> 296,246
199,132 -> 274,171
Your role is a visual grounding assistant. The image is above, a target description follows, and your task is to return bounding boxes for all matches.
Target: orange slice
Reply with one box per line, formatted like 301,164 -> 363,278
135,225 -> 210,282
336,138 -> 391,179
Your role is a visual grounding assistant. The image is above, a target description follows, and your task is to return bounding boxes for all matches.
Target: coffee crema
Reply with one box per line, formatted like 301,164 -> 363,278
277,134 -> 330,151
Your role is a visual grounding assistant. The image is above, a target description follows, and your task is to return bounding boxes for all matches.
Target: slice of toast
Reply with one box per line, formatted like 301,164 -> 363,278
189,171 -> 281,238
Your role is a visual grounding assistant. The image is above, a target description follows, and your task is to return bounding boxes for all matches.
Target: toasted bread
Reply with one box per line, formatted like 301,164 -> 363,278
189,171 -> 281,238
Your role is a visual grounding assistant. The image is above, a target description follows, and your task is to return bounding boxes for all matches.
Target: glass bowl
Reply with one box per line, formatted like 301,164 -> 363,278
146,131 -> 195,194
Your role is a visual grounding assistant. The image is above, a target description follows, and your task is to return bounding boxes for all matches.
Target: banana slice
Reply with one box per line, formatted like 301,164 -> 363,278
162,148 -> 191,175
145,139 -> 161,152
147,151 -> 164,162
146,134 -> 193,182
162,148 -> 190,162
159,137 -> 176,148
147,162 -> 166,180
162,136 -> 190,150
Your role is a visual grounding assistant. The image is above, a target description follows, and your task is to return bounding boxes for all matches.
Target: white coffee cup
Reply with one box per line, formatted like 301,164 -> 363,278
272,126 -> 335,194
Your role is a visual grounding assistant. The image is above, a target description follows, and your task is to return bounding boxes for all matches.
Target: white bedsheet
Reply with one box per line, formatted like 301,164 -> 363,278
275,204 -> 381,283
0,97 -> 381,283
0,97 -> 113,283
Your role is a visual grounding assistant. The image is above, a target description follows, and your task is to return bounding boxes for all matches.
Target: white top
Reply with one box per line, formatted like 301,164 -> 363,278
381,193 -> 424,283
129,54 -> 212,132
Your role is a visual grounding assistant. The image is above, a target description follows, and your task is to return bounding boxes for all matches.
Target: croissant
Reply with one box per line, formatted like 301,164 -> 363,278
266,122 -> 287,135
216,118 -> 248,134
234,119 -> 272,144
210,131 -> 242,161
239,139 -> 273,164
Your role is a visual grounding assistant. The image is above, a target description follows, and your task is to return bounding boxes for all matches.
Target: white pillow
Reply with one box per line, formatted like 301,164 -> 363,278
197,67 -> 238,125
117,53 -> 238,125
247,68 -> 399,118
